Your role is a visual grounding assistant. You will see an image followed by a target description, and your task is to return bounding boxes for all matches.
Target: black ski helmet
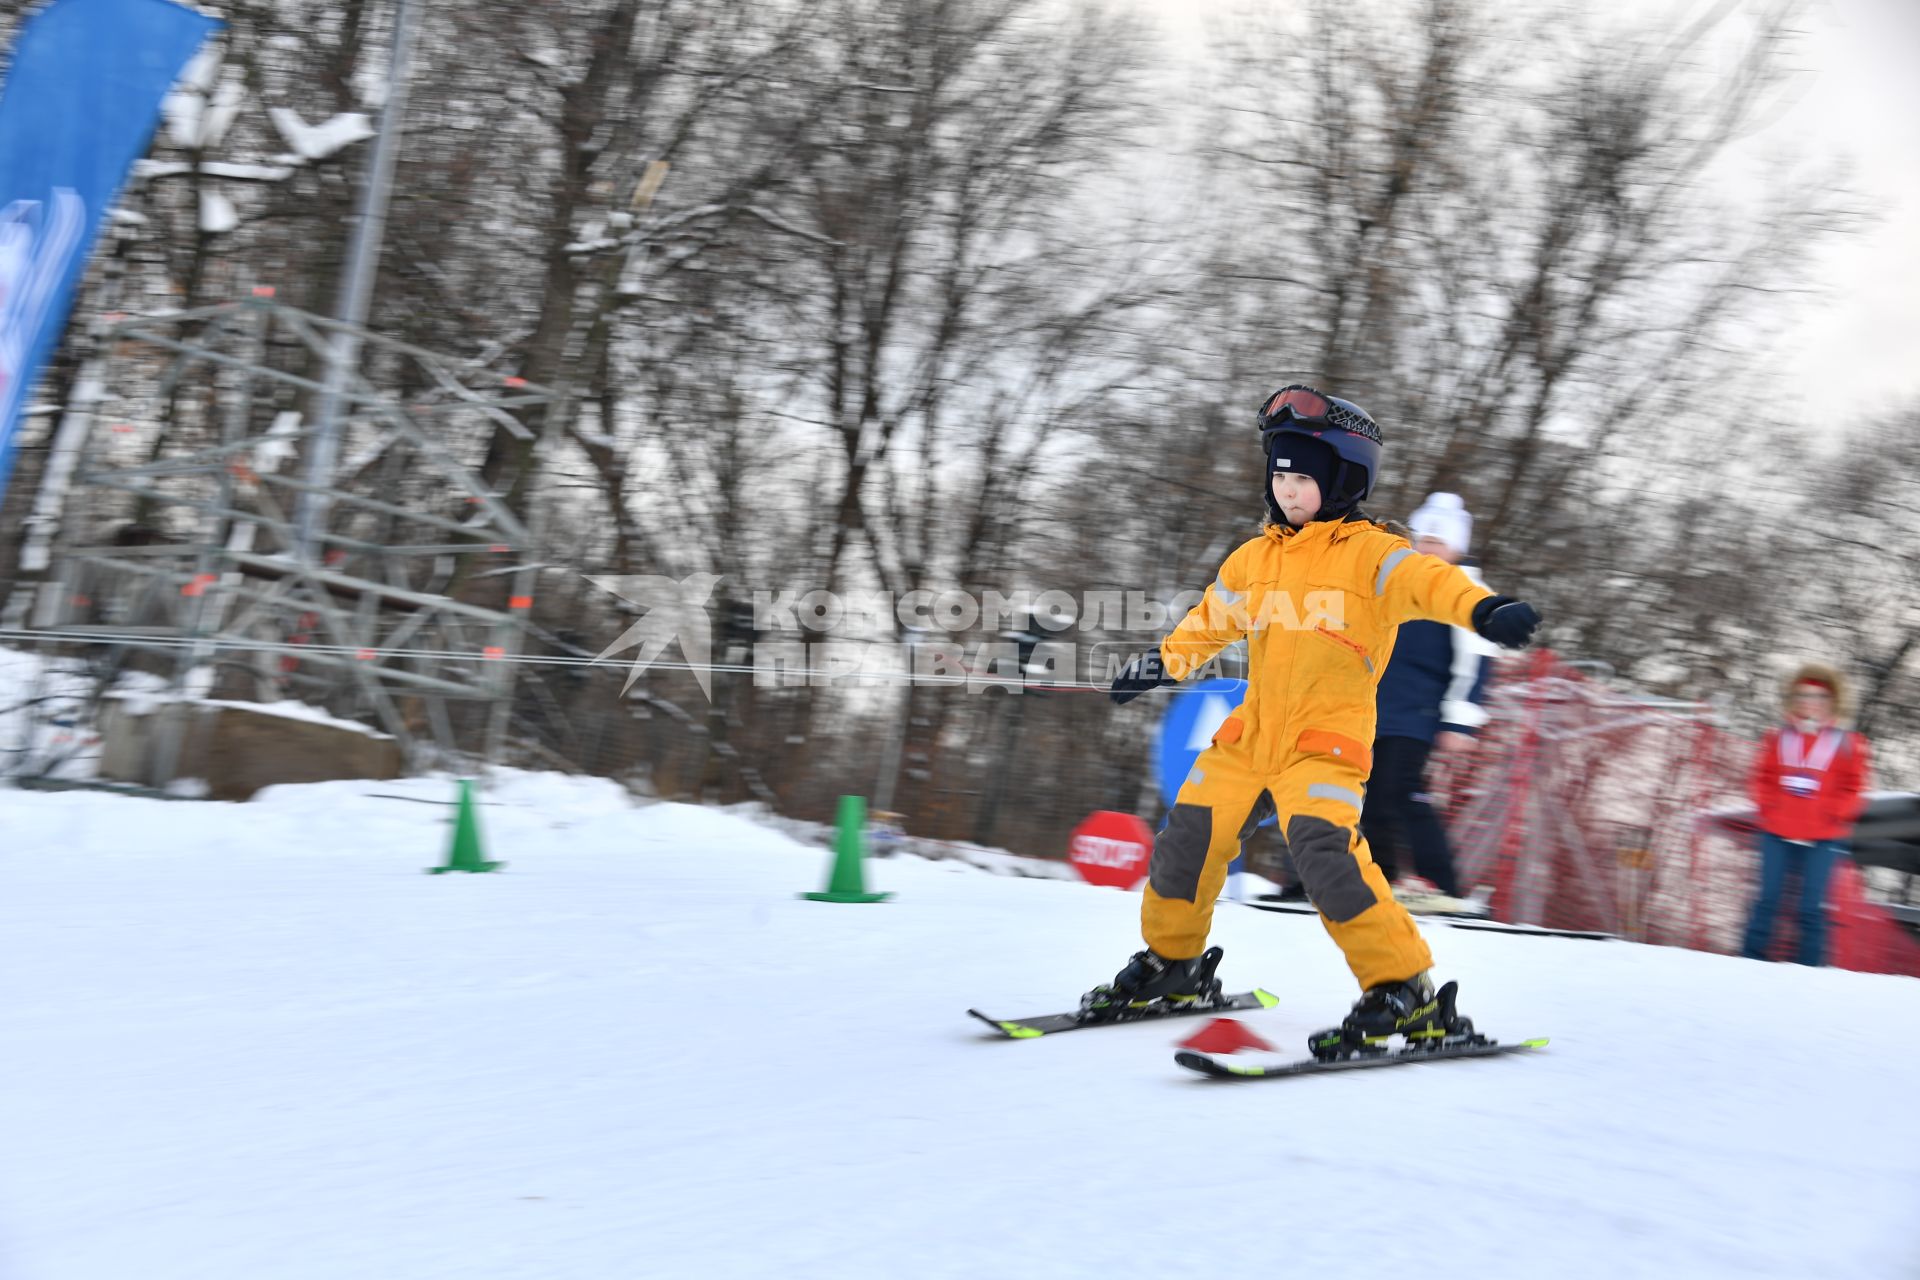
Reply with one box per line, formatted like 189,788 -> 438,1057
1256,384 -> 1383,523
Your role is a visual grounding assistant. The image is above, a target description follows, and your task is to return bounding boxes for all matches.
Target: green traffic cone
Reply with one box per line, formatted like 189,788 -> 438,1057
428,778 -> 503,874
802,794 -> 891,903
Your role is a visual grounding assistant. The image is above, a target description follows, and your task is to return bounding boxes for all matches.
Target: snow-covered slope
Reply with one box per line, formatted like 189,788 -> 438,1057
2,775 -> 1917,1280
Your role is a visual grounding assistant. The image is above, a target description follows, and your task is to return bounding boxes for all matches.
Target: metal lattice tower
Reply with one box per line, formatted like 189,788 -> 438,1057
12,293 -> 560,781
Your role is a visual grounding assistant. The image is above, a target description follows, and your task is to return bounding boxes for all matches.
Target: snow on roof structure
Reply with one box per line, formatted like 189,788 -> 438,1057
267,107 -> 375,162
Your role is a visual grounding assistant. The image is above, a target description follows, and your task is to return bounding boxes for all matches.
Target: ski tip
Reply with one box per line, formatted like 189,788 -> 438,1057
1518,1037 -> 1550,1049
1174,1050 -> 1258,1078
1252,988 -> 1280,1009
967,1009 -> 1045,1038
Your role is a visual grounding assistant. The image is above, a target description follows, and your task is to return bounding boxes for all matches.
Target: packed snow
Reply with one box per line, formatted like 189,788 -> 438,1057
198,190 -> 238,235
100,690 -> 393,740
160,47 -> 221,150
198,162 -> 296,183
2,772 -> 1918,1280
267,107 -> 375,162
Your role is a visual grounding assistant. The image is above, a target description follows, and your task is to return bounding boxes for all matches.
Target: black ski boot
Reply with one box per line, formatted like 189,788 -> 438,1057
1306,974 -> 1481,1061
1079,946 -> 1226,1023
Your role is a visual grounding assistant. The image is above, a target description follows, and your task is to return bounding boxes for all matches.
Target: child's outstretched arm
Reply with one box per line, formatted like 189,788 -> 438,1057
1109,545 -> 1254,705
1160,546 -> 1256,679
1375,542 -> 1540,649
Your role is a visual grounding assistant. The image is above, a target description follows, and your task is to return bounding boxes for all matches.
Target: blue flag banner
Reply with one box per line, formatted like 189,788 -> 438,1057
0,0 -> 219,507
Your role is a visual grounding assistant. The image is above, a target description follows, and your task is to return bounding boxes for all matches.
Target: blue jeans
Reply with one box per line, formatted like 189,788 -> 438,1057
1740,833 -> 1842,966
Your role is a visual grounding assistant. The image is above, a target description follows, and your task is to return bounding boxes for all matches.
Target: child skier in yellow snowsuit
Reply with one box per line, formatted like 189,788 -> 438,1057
1086,386 -> 1540,1058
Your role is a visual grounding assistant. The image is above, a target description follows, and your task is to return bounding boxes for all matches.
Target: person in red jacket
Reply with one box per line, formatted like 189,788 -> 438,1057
1740,663 -> 1871,966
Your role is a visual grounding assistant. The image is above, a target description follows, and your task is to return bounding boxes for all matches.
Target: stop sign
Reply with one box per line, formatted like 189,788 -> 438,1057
1068,810 -> 1154,890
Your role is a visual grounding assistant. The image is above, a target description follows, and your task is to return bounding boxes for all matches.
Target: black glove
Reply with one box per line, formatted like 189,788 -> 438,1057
1471,595 -> 1540,649
1109,654 -> 1175,705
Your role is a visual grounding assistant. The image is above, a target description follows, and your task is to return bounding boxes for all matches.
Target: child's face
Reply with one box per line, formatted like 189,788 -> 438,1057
1270,470 -> 1321,526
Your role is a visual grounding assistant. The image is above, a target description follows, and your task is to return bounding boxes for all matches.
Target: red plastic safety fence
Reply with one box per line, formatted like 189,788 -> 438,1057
1828,862 -> 1920,976
1441,654 -> 1920,975
1446,651 -> 1757,952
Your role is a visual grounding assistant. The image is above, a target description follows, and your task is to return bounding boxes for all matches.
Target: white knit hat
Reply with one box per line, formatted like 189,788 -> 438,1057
1409,492 -> 1472,554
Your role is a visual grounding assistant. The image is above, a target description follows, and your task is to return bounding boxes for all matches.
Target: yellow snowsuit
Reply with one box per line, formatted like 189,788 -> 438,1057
1146,517 -> 1493,990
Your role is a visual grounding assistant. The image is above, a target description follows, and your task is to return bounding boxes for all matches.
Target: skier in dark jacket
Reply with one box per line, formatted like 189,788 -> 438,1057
1360,493 -> 1494,899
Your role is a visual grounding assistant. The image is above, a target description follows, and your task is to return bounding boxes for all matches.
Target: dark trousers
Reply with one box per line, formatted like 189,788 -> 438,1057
1359,735 -> 1459,896
1740,833 -> 1841,966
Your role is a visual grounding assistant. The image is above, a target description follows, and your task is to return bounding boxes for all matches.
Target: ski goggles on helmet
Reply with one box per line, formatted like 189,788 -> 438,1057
1256,383 -> 1383,503
1256,384 -> 1381,443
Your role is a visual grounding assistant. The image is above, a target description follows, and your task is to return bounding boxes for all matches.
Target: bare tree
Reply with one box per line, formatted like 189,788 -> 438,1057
1796,405 -> 1920,748
1193,0 -> 1849,559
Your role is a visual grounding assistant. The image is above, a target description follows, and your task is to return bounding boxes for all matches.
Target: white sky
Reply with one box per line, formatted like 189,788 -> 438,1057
1126,0 -> 1920,423
1757,0 -> 1920,419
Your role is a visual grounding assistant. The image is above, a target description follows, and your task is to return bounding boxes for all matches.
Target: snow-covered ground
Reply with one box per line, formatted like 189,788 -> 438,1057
3,773 -> 1919,1280
0,647 -> 113,782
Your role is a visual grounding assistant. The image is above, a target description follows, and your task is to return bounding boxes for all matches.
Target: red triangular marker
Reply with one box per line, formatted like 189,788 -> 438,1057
1178,1017 -> 1275,1055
